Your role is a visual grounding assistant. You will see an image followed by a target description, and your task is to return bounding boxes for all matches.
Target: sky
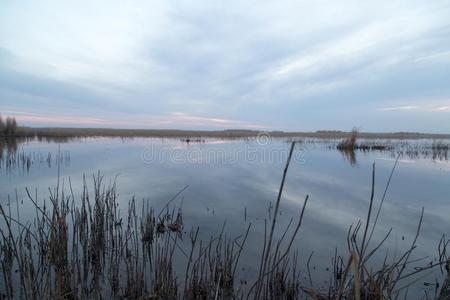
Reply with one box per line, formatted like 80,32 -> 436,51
0,0 -> 450,132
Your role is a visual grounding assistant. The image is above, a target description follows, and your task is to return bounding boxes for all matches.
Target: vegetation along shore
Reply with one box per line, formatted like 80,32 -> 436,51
1,114 -> 450,140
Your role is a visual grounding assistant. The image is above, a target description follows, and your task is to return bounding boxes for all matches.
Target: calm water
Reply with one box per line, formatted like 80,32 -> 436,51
1,137 -> 450,295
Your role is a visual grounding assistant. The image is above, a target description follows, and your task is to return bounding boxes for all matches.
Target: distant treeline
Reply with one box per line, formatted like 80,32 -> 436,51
23,127 -> 450,140
1,113 -> 450,140
0,115 -> 20,137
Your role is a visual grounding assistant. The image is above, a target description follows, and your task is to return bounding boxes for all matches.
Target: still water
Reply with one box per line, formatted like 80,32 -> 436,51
1,137 -> 449,295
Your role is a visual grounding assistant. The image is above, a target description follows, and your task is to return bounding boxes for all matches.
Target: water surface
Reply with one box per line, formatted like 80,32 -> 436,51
1,137 -> 449,295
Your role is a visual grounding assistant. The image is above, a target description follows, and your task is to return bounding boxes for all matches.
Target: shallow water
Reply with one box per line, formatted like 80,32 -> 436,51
1,137 -> 449,296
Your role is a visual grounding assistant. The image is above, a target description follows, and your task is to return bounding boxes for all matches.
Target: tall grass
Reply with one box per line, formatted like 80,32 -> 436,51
0,141 -> 70,174
337,128 -> 359,150
0,171 -> 253,298
337,129 -> 394,153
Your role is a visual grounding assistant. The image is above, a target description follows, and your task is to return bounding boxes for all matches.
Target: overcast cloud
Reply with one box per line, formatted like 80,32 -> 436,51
0,0 -> 450,132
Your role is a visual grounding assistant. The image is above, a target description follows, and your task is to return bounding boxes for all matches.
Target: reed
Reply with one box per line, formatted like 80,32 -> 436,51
337,129 -> 392,152
0,147 -> 70,174
337,129 -> 359,150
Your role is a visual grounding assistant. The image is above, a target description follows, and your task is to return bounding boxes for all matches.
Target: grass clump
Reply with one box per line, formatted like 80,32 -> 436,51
337,129 -> 392,153
337,128 -> 359,150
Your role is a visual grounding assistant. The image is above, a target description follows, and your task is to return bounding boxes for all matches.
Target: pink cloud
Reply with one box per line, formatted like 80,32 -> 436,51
14,114 -> 107,125
5,111 -> 266,130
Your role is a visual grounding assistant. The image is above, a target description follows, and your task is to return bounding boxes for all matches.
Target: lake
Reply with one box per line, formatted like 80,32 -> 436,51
1,137 -> 449,298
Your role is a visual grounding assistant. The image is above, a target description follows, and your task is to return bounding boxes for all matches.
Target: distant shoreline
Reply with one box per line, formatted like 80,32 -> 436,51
2,127 -> 450,140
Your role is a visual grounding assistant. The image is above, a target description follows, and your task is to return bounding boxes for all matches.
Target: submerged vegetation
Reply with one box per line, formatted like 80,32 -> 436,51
0,148 -> 70,174
0,137 -> 70,174
1,142 -> 450,299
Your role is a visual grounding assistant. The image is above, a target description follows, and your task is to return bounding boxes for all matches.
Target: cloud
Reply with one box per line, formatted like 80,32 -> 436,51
11,113 -> 107,125
6,110 -> 265,129
429,106 -> 450,112
166,112 -> 265,129
379,105 -> 419,111
379,101 -> 450,112
0,0 -> 450,131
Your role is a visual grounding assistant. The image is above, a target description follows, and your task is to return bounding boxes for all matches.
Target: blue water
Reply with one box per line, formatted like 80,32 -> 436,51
1,137 -> 449,296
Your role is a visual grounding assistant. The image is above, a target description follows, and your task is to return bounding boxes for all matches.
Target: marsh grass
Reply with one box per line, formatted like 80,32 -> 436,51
337,129 -> 359,150
0,142 -> 449,299
0,171 -> 254,299
337,129 -> 392,152
0,147 -> 70,174
334,137 -> 450,166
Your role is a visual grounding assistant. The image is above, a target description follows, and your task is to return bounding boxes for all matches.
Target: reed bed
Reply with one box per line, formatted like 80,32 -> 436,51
0,149 -> 70,174
0,171 -> 253,299
0,142 -> 449,299
333,137 -> 450,165
337,130 -> 392,152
